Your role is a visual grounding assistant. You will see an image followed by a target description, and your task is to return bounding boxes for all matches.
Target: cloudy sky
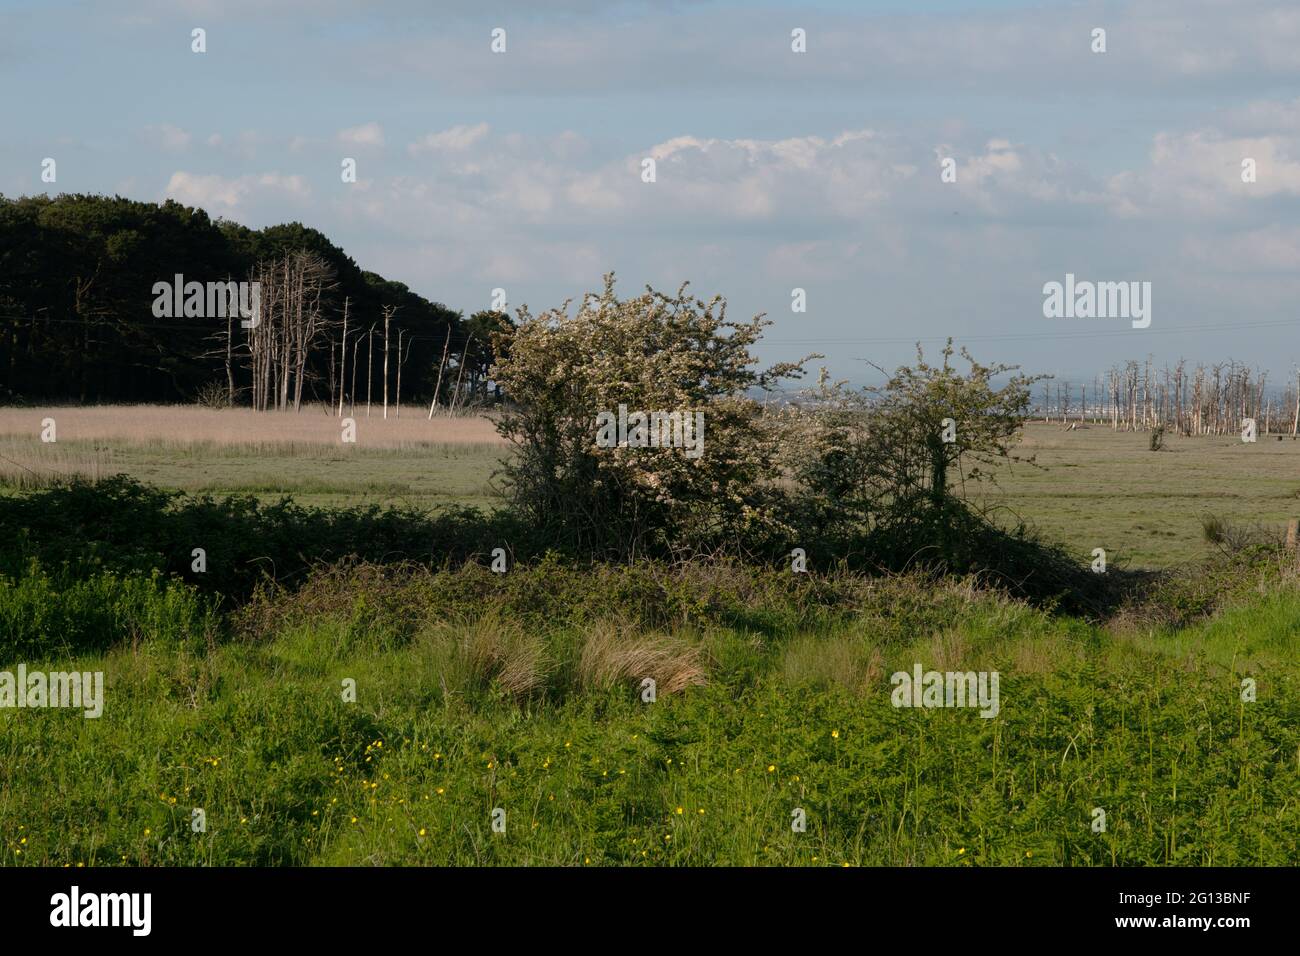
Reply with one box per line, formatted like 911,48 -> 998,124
3,0 -> 1299,384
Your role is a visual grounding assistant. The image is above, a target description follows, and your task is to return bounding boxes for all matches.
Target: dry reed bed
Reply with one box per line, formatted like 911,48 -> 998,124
0,404 -> 507,450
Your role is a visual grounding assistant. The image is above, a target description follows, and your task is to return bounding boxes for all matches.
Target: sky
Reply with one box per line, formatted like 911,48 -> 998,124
2,0 -> 1298,385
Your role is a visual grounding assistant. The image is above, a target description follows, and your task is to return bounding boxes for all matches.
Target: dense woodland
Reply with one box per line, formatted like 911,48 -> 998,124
0,193 -> 509,410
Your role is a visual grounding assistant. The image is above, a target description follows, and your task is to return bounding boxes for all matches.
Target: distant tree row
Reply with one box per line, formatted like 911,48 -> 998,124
1040,358 -> 1300,436
0,193 -> 510,410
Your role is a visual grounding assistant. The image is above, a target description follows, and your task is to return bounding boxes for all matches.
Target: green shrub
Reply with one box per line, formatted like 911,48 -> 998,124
0,563 -> 219,661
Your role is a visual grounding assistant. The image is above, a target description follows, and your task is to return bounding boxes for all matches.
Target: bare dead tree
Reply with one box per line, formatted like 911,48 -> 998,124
395,328 -> 414,417
244,250 -> 335,412
350,331 -> 362,416
381,305 -> 395,419
449,333 -> 474,415
428,327 -> 451,419
365,324 -> 376,418
336,297 -> 350,417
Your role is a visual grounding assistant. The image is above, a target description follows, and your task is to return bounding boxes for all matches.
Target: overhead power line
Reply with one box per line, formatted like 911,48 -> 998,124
764,317 -> 1299,348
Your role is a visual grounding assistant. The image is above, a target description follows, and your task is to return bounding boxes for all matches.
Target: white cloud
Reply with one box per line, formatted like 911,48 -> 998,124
1107,119 -> 1300,219
145,124 -> 193,152
162,171 -> 311,215
408,123 -> 490,155
338,121 -> 385,148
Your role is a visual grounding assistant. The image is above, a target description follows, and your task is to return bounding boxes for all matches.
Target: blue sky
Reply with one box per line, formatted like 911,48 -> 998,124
3,0 -> 1299,384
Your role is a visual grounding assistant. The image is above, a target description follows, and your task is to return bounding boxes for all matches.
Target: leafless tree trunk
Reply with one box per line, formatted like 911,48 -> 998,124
350,332 -> 361,416
1293,366 -> 1300,436
225,309 -> 235,405
449,334 -> 474,415
381,305 -> 395,420
337,297 -> 349,417
428,327 -> 451,419
395,328 -> 413,417
366,324 -> 375,418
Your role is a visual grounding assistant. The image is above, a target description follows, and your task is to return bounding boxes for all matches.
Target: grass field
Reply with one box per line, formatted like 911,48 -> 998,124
978,423 -> 1300,568
2,564 -> 1297,866
4,407 -> 1299,568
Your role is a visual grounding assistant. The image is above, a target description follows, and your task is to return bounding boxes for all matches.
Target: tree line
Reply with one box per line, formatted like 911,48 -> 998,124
0,193 -> 510,411
1040,358 -> 1300,436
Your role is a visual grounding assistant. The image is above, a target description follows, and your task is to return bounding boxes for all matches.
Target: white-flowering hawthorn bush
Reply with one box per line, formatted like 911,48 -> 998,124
491,274 -> 810,557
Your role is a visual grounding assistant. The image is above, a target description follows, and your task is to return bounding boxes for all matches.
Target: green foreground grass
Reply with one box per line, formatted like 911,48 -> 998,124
2,565 -> 1297,867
